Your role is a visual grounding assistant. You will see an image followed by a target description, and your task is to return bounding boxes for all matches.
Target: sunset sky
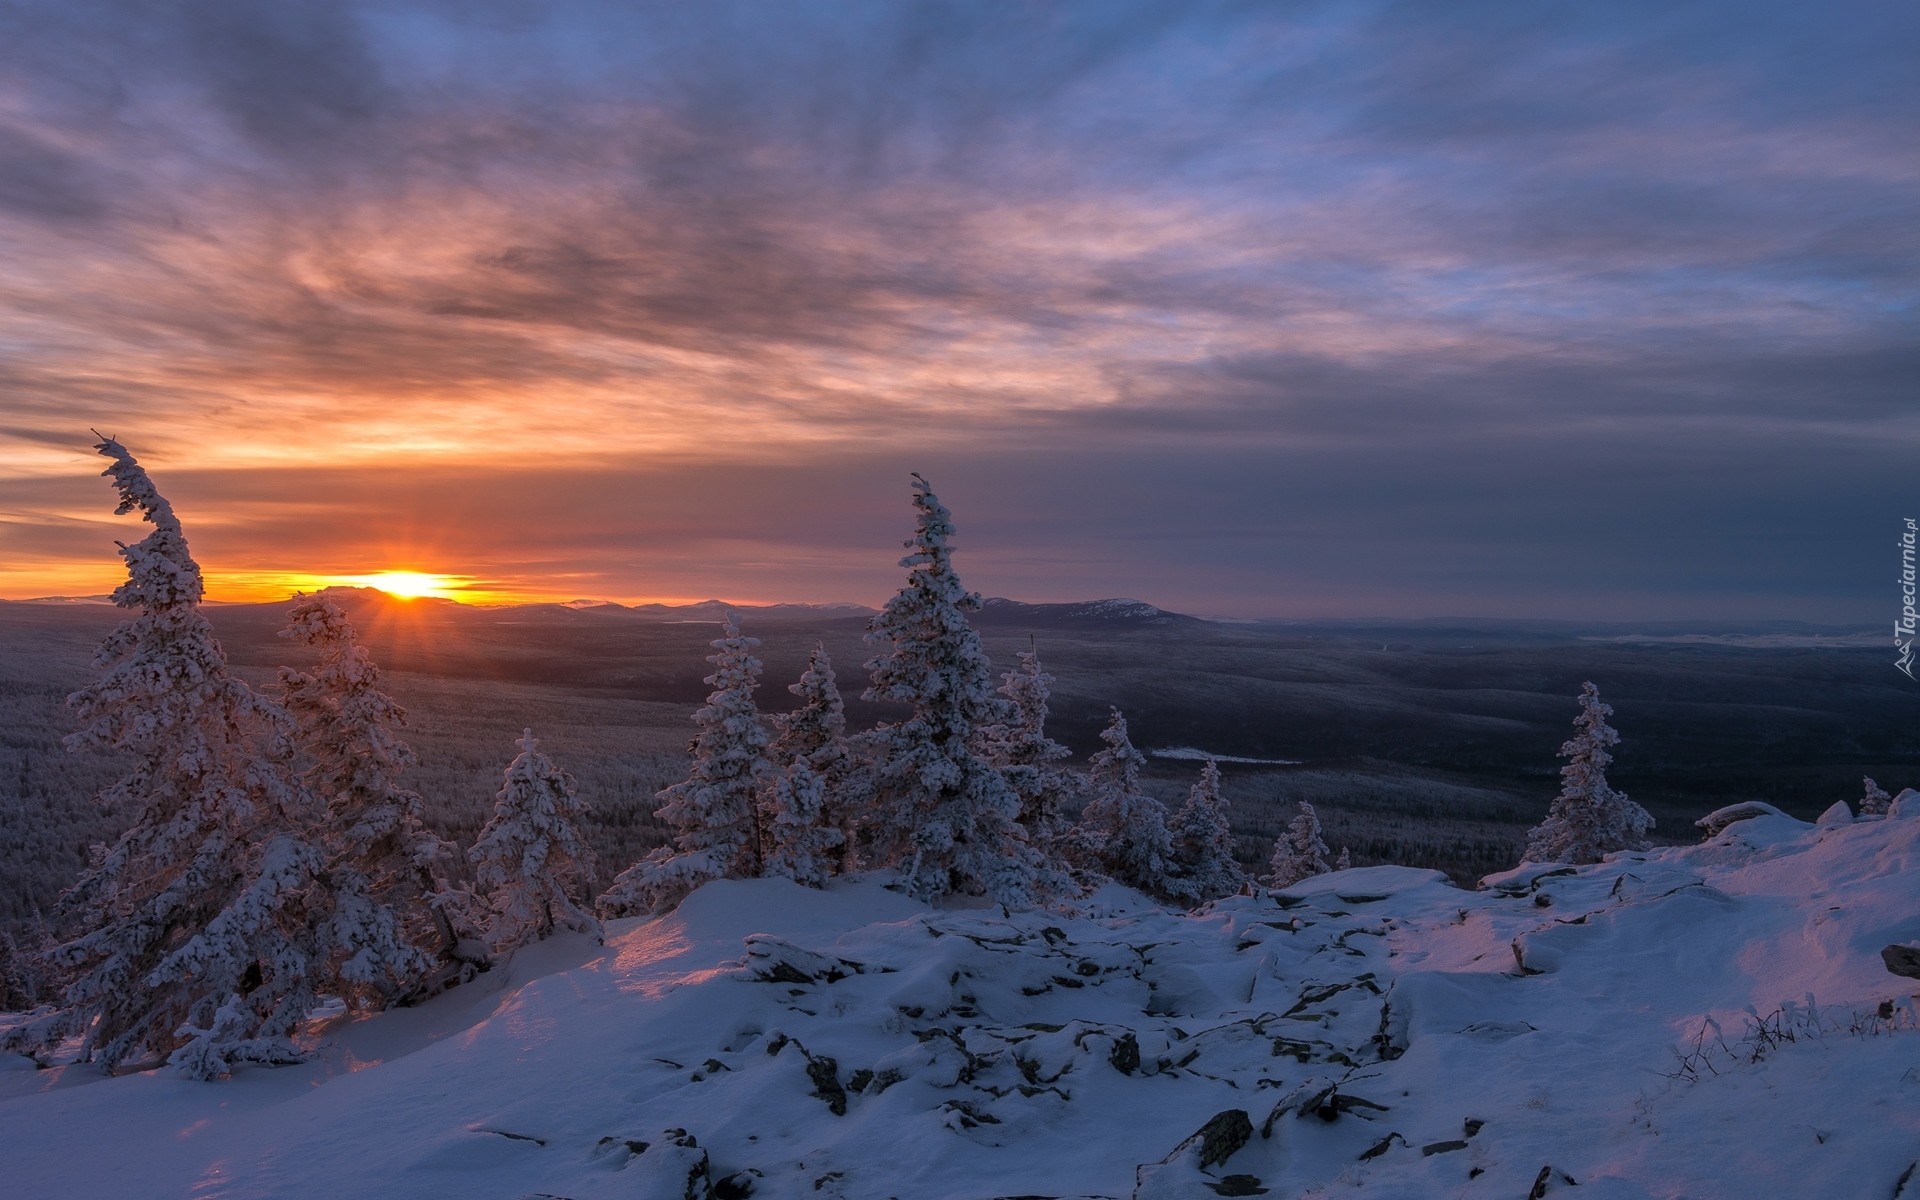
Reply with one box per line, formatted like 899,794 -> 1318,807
1,1 -> 1913,618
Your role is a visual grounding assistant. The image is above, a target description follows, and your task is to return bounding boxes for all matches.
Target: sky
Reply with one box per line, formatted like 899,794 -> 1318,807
0,0 -> 1914,619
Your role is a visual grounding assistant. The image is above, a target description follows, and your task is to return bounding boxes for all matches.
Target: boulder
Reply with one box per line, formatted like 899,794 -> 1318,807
1132,1109 -> 1259,1199
1884,944 -> 1920,980
1890,789 -> 1920,819
1815,801 -> 1853,826
1695,801 -> 1791,837
625,1129 -> 713,1200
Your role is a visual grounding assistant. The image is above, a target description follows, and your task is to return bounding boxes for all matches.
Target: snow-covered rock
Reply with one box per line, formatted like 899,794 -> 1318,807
1817,800 -> 1853,825
4,821 -> 1920,1199
1694,799 -> 1793,836
1889,788 -> 1920,819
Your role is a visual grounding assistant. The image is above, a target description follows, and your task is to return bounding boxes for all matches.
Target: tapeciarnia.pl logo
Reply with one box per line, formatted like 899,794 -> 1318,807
1900,517 -> 1917,680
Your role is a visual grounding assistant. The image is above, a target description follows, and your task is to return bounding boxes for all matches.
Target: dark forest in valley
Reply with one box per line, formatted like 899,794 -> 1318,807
2,593 -> 1911,927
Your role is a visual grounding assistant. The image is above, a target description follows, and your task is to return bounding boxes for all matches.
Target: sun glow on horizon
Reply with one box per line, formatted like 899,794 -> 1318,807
334,572 -> 465,600
210,570 -> 521,604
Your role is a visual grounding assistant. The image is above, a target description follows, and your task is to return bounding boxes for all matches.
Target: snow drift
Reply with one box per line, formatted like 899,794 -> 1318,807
4,807 -> 1918,1199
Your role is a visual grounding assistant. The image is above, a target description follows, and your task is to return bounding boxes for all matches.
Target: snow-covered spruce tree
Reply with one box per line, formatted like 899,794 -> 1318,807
762,763 -> 844,888
860,475 -> 1053,907
1862,777 -> 1892,816
763,643 -> 857,884
1523,681 -> 1654,864
1264,801 -> 1333,889
469,730 -> 599,951
279,593 -> 485,1000
598,615 -> 771,916
976,642 -> 1078,866
1165,758 -> 1245,905
1071,709 -> 1178,900
1335,846 -> 1352,872
0,438 -> 335,1078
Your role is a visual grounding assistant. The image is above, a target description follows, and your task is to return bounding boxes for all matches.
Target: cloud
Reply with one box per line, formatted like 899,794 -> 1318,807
0,0 -> 1912,615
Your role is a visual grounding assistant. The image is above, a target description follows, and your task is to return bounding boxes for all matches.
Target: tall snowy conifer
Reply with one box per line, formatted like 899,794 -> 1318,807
1,438 -> 335,1078
1523,682 -> 1654,864
469,730 -> 599,950
599,614 -> 771,916
1071,710 -> 1178,900
977,643 -> 1077,864
279,594 -> 483,999
763,644 -> 856,884
1264,801 -> 1332,888
861,475 -> 1047,906
1862,777 -> 1892,816
1166,758 -> 1244,904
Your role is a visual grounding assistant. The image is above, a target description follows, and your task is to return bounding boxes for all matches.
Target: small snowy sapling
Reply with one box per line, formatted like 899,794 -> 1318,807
469,729 -> 600,950
1862,777 -> 1892,816
1522,682 -> 1654,865
764,643 -> 861,880
1166,758 -> 1245,905
1265,801 -> 1332,888
600,614 -> 771,915
1071,709 -> 1179,901
976,642 -> 1078,867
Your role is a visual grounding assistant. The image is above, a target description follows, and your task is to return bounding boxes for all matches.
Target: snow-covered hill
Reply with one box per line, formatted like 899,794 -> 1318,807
4,810 -> 1918,1200
975,598 -> 1203,628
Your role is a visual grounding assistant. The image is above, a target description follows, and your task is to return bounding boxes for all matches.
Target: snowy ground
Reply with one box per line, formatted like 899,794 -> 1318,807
3,810 -> 1918,1200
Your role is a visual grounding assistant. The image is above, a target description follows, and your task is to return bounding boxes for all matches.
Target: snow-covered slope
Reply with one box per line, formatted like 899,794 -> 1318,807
4,813 -> 1918,1200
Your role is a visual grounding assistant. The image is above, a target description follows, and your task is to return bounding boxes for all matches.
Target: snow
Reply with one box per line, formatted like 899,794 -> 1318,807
5,814 -> 1920,1199
1148,747 -> 1301,765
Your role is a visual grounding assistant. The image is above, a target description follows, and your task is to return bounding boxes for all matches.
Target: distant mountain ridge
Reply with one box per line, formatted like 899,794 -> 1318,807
975,597 -> 1204,628
8,591 -> 1205,626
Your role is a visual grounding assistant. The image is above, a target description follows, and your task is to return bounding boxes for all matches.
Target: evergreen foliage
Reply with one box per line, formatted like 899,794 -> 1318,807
279,594 -> 479,1001
1071,710 -> 1177,899
762,763 -> 844,887
469,730 -> 599,950
1523,682 -> 1654,864
1862,777 -> 1892,816
977,643 -> 1077,865
1265,800 -> 1332,888
860,476 -> 1048,907
1165,758 -> 1244,905
764,644 -> 857,884
0,438 -> 335,1078
599,615 -> 770,916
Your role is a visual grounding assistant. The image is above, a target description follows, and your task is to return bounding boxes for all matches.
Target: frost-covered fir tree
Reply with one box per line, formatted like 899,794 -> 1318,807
762,764 -> 844,888
1335,846 -> 1352,872
1523,682 -> 1654,864
279,593 -> 485,1000
1264,801 -> 1333,888
763,644 -> 857,884
976,643 -> 1077,865
469,730 -> 599,950
1071,710 -> 1179,900
1165,758 -> 1245,905
599,615 -> 771,916
1862,777 -> 1892,816
861,476 -> 1051,906
0,438 -> 335,1078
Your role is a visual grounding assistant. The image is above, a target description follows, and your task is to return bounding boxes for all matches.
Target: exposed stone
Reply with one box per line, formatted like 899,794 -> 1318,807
1193,1109 -> 1254,1170
1883,944 -> 1920,980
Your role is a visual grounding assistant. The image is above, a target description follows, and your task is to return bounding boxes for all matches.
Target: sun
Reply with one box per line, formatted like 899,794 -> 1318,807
337,571 -> 460,600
